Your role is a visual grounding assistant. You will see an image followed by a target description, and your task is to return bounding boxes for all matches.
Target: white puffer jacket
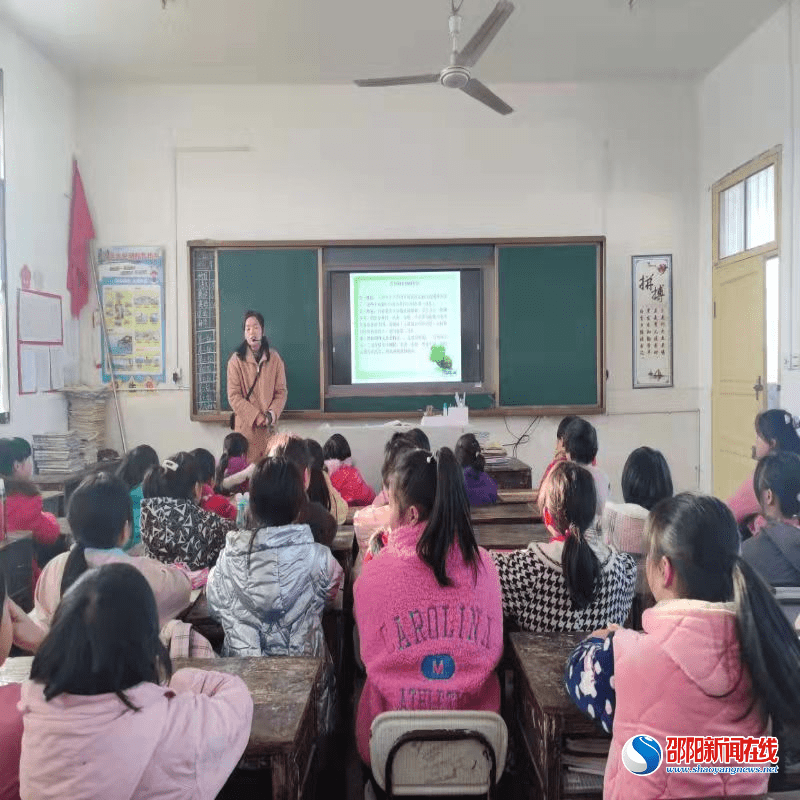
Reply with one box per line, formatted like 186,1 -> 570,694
206,523 -> 343,657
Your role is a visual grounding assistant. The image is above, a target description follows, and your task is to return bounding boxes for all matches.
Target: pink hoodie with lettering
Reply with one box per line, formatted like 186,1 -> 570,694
354,522 -> 503,764
19,668 -> 253,800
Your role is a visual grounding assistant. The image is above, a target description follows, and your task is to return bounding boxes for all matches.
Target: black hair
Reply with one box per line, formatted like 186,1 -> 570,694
621,447 -> 674,511
116,445 -> 159,490
305,439 -> 332,512
753,451 -> 800,519
644,493 -> 800,727
406,428 -> 431,451
142,452 -> 199,500
557,415 -> 579,442
391,447 -> 480,588
542,461 -> 601,610
0,437 -> 31,475
234,309 -> 271,362
0,568 -> 5,614
755,409 -> 800,455
323,433 -> 351,462
454,433 -> 485,473
247,457 -> 307,564
269,434 -> 311,478
381,435 -> 416,489
191,448 -> 217,484
562,418 -> 598,465
214,433 -> 249,493
61,472 -> 134,596
31,563 -> 172,710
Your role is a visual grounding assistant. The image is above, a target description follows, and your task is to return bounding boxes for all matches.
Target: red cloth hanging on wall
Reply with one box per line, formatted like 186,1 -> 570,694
67,159 -> 95,318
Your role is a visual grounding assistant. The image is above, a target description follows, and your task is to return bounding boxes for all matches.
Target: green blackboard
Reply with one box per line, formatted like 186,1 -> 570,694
218,248 -> 320,412
498,244 -> 600,407
190,240 -> 603,419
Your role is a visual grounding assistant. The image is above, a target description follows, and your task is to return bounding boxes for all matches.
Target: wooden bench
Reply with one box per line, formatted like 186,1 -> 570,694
507,630 -> 606,800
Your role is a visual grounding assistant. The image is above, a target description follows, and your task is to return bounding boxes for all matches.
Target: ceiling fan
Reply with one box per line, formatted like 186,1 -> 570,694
355,0 -> 516,115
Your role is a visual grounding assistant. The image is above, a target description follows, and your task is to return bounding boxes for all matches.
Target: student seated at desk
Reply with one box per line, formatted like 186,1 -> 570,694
0,570 -> 46,800
565,494 -> 800,800
741,451 -> 800,586
306,438 -> 348,525
354,447 -> 503,766
353,434 -> 415,578
190,448 -> 237,522
141,452 -> 237,570
602,446 -> 673,555
214,432 -> 252,495
34,473 -> 191,630
20,563 -> 253,800
0,438 -> 62,569
207,456 -> 342,656
537,414 -> 579,494
115,444 -> 159,551
455,433 -> 498,507
323,433 -> 376,507
268,435 -> 337,546
562,418 -> 610,518
493,462 -> 635,632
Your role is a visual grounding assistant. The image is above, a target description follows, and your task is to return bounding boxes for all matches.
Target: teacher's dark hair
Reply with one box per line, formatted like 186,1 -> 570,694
31,563 -> 172,710
235,309 -> 271,362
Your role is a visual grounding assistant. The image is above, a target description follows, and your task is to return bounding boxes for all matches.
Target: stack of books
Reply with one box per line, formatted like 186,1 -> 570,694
32,431 -> 86,474
561,737 -> 609,793
63,385 -> 109,464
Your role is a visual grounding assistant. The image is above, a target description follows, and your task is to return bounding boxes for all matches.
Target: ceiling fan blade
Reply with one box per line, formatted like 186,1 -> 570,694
461,79 -> 513,115
455,0 -> 515,68
354,74 -> 440,87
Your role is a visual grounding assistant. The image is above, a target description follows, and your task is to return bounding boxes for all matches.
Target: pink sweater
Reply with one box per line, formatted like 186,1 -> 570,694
0,683 -> 21,800
726,470 -> 766,533
19,668 -> 253,800
354,522 -> 503,764
606,600 -> 767,800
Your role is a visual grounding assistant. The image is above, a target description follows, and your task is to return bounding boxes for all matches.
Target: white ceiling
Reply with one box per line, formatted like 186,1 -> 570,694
0,0 -> 785,85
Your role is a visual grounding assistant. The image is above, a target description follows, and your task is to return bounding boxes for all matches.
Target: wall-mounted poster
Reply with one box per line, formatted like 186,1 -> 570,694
97,246 -> 166,386
632,254 -> 673,389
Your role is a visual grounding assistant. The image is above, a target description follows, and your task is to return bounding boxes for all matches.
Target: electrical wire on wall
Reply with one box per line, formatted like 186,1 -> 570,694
502,416 -> 540,458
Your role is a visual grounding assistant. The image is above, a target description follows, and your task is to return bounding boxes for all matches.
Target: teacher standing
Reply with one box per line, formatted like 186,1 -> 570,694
227,310 -> 288,463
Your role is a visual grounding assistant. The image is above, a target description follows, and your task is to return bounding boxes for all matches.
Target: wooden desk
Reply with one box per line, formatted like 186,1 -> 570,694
0,532 -> 34,611
508,631 -> 606,800
471,502 -> 541,525
485,457 -> 533,490
174,656 -> 322,800
34,460 -> 120,507
336,522 -> 547,552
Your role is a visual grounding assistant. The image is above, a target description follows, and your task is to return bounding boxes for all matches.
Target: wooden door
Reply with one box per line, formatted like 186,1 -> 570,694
712,254 -> 766,499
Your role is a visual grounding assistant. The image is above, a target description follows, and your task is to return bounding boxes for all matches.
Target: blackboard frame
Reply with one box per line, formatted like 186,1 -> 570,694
188,237 -> 605,420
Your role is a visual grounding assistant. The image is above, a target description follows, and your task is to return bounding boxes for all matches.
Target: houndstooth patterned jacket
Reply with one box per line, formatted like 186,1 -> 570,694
492,538 -> 636,632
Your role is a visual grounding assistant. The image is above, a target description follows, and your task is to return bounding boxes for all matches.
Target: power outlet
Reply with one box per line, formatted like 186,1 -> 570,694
172,368 -> 182,384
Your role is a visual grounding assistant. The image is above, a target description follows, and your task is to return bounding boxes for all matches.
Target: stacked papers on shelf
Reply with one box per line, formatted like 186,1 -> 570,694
63,385 -> 109,463
33,431 -> 86,473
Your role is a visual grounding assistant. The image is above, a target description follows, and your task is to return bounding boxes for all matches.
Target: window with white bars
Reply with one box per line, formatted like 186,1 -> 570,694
717,163 -> 776,260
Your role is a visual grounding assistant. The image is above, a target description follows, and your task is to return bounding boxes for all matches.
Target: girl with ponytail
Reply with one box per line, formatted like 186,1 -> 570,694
455,433 -> 498,506
493,461 -> 636,631
33,472 -> 190,630
353,447 -> 503,766
566,493 -> 800,800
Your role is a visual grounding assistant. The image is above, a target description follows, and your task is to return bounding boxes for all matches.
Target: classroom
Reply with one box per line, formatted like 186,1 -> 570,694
0,0 -> 799,798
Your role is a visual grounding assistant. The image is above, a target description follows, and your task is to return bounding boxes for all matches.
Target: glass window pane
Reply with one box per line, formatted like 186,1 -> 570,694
719,181 -> 745,259
766,256 -> 779,384
745,165 -> 775,250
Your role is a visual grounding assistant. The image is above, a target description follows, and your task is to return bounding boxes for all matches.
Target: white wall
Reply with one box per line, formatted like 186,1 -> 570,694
76,80 -> 701,494
699,0 -> 800,473
0,19 -> 76,441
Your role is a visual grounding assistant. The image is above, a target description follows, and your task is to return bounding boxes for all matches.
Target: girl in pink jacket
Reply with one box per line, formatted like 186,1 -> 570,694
354,447 -> 503,766
727,408 -> 800,535
20,562 -> 253,800
565,494 -> 800,800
